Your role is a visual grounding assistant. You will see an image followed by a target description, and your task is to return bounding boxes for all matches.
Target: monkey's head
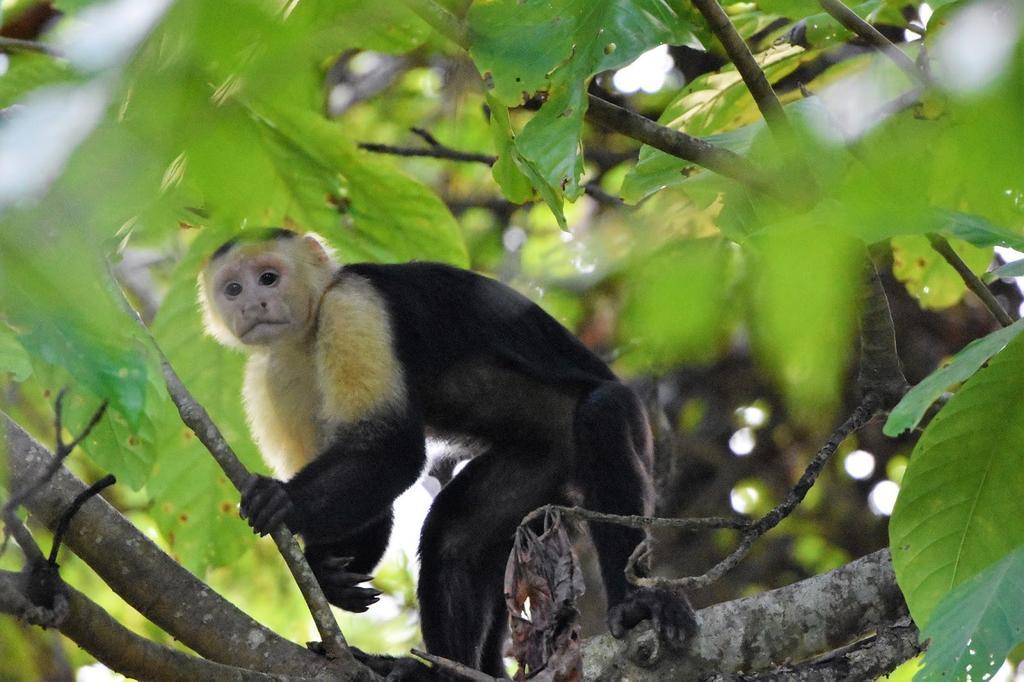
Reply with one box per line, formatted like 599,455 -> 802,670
198,228 -> 338,348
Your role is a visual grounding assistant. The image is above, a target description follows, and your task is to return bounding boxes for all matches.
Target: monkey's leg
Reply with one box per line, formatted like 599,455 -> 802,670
304,510 -> 393,612
574,381 -> 696,646
418,447 -> 569,677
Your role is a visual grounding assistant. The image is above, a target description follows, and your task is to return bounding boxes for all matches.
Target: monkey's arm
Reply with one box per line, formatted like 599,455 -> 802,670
241,411 -> 425,542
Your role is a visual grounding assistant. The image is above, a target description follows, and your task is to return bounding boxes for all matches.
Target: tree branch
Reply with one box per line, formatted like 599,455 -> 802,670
818,0 -> 928,86
4,414 -> 345,679
926,233 -> 1014,327
0,36 -> 59,56
689,0 -> 791,137
0,571 -> 289,682
358,137 -> 623,206
582,550 -> 913,679
585,95 -> 780,196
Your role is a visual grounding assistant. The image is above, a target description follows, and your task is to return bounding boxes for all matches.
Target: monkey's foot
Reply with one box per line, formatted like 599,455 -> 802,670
315,557 -> 382,613
607,586 -> 697,648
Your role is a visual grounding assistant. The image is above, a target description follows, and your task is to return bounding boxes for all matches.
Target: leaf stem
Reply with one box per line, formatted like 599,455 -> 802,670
926,233 -> 1014,326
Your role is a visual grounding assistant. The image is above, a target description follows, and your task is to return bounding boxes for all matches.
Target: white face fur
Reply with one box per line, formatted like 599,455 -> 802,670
199,234 -> 336,348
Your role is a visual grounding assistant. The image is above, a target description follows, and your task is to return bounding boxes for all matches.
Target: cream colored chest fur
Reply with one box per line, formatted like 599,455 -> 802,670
242,275 -> 406,479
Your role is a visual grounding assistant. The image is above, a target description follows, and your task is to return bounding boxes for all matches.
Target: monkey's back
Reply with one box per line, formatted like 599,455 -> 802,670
339,262 -> 617,443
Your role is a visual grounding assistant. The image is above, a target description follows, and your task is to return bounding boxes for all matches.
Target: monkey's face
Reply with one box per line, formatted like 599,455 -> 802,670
201,243 -> 322,347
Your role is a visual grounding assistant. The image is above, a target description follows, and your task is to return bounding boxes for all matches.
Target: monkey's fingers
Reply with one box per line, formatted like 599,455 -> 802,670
325,585 -> 382,613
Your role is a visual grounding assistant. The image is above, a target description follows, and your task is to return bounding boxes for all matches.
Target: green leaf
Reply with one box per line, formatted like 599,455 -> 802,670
487,94 -> 535,205
249,100 -> 469,266
748,220 -> 859,424
890,332 -> 1024,626
884,319 -> 1024,436
939,211 -> 1024,251
620,238 -> 731,370
0,325 -> 32,381
986,259 -> 1024,282
916,544 -> 1024,682
469,0 -> 695,209
0,52 -> 74,109
891,235 -> 992,310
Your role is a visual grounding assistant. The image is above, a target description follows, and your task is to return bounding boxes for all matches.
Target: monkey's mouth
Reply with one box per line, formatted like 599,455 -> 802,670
240,320 -> 288,338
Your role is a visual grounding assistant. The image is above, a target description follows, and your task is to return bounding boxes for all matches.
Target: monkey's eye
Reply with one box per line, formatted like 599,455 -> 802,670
258,271 -> 279,286
224,282 -> 242,298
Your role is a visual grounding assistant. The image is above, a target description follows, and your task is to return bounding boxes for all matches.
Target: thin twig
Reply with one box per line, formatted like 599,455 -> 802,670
358,141 -> 497,165
926,233 -> 1014,326
49,475 -> 116,566
689,0 -> 791,137
0,36 -> 60,56
639,394 -> 881,591
411,649 -> 499,682
818,0 -> 928,86
2,394 -> 107,521
360,137 -> 623,205
109,272 -> 353,664
520,505 -> 750,533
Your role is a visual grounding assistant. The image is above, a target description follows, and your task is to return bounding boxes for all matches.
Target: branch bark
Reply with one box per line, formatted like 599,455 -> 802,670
0,571 -> 288,682
4,414 -> 354,680
689,0 -> 791,137
818,0 -> 928,86
582,550 -> 915,680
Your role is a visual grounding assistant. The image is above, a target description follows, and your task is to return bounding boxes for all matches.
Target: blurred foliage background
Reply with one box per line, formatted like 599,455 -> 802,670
0,0 -> 1022,679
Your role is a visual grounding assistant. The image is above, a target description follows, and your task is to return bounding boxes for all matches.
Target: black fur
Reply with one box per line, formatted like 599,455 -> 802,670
211,227 -> 297,261
241,261 -> 693,675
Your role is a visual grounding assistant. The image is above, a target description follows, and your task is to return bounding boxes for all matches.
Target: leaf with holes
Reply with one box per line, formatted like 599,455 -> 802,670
890,332 -> 1024,627
916,544 -> 1024,682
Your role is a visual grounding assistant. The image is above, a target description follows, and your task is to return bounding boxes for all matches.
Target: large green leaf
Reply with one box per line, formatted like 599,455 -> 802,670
0,324 -> 32,382
620,238 -> 731,370
469,0 -> 696,210
890,332 -> 1024,626
0,52 -> 74,109
249,100 -> 469,266
916,544 -> 1024,682
747,220 -> 859,423
884,319 -> 1024,437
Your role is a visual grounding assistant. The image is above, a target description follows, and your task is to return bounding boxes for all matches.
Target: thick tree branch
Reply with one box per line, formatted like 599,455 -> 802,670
858,254 -> 911,406
818,0 -> 928,86
4,414 -> 346,680
727,617 -> 921,681
0,571 -> 287,682
582,550 -> 913,679
926,233 -> 1014,327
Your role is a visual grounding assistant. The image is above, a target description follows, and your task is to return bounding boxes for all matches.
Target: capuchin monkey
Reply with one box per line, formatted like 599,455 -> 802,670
198,228 -> 694,677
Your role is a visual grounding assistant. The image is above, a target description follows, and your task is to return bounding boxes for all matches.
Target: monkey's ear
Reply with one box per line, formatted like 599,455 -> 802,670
302,234 -> 331,264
